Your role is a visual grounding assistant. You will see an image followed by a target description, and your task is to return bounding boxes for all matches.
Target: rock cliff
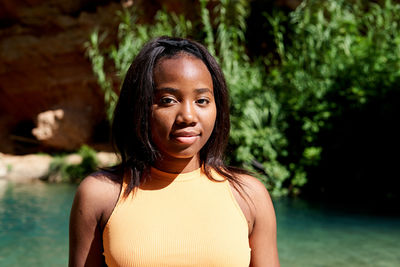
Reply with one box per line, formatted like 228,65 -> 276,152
0,0 -> 121,153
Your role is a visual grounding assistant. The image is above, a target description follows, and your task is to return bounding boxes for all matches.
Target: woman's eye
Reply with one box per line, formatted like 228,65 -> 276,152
196,98 -> 210,105
160,97 -> 176,104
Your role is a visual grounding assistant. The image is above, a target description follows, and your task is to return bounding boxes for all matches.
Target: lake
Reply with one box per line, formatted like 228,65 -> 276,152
0,181 -> 399,266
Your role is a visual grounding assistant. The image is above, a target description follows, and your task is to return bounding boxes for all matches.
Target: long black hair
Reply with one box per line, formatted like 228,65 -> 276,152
109,36 -> 247,194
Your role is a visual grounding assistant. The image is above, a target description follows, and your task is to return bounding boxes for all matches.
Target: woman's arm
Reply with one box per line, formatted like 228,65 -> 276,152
247,176 -> 280,267
69,174 -> 119,267
233,175 -> 280,267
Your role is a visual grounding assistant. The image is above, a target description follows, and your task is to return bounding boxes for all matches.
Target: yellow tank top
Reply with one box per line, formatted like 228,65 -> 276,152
103,167 -> 251,267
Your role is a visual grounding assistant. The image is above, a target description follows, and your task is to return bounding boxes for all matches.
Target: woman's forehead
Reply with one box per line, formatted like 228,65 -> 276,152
155,52 -> 203,71
153,55 -> 212,87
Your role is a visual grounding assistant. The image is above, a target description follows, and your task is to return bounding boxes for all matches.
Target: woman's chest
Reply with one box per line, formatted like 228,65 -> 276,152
103,181 -> 250,266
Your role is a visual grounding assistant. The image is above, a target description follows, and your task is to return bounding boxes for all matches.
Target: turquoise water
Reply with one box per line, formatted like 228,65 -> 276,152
0,181 -> 399,266
0,181 -> 76,266
275,199 -> 400,266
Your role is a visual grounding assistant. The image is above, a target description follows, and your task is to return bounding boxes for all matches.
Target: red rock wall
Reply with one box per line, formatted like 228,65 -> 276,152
0,0 -> 121,153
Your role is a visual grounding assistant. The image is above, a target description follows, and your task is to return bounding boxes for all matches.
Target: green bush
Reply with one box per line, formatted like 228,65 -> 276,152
47,145 -> 99,183
266,0 -> 400,195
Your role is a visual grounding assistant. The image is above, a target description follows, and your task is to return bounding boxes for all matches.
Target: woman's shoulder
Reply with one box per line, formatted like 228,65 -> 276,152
225,167 -> 271,201
77,170 -> 122,198
73,171 -> 122,225
236,173 -> 271,201
233,172 -> 280,265
229,171 -> 275,225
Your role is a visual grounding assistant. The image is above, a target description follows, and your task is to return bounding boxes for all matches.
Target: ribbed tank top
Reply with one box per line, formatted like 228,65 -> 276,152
103,167 -> 251,267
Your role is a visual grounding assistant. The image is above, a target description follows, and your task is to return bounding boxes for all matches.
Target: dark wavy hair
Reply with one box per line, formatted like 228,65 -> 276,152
109,36 -> 247,194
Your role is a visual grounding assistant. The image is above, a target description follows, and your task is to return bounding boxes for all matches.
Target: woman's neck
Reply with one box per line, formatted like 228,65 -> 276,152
153,155 -> 201,174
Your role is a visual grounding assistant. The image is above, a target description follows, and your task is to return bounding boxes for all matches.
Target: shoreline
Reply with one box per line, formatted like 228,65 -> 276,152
0,152 -> 118,183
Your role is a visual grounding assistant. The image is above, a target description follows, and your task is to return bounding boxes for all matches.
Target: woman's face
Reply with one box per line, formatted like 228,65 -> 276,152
151,54 -> 217,171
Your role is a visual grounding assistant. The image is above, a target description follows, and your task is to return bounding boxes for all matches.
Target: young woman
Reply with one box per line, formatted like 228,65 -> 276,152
69,36 -> 279,267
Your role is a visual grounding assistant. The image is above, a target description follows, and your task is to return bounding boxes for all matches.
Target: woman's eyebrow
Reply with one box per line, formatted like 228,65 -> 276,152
194,88 -> 213,95
154,87 -> 178,94
154,87 -> 213,94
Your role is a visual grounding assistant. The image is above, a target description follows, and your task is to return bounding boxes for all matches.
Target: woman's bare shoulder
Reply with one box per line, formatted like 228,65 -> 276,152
77,171 -> 121,197
73,171 -> 122,222
233,173 -> 280,266
228,171 -> 275,232
235,173 -> 272,203
80,170 -> 121,187
234,173 -> 276,223
69,171 -> 123,266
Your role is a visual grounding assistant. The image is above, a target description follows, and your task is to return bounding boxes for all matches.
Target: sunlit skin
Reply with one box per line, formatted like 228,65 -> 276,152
151,54 -> 217,173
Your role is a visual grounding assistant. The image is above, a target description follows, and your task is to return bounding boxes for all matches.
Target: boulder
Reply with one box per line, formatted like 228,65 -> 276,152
0,152 -> 53,182
32,108 -> 92,150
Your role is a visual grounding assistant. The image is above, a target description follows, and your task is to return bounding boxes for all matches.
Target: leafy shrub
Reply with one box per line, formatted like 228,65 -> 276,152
266,0 -> 400,198
47,145 -> 99,183
65,145 -> 99,183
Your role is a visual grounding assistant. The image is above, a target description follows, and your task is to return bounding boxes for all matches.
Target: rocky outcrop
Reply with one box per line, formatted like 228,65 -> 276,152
0,153 -> 53,182
32,108 -> 92,150
0,0 -> 121,154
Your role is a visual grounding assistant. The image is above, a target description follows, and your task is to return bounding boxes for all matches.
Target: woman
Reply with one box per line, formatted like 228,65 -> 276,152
69,36 -> 279,267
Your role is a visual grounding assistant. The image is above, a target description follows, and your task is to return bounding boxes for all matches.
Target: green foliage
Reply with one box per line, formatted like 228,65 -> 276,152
266,0 -> 400,190
86,31 -> 117,121
6,164 -> 12,172
198,0 -> 289,196
48,155 -> 64,178
47,145 -> 99,183
65,145 -> 99,183
87,0 -> 290,196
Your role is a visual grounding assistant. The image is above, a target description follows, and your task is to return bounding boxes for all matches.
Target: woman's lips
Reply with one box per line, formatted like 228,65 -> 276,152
173,136 -> 199,144
171,131 -> 200,144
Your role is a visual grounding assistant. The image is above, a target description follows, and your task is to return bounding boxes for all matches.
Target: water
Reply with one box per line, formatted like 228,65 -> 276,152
0,181 -> 76,266
275,199 -> 400,267
0,181 -> 399,267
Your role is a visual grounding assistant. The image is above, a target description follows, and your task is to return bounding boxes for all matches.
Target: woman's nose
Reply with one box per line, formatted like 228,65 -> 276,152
176,101 -> 197,125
